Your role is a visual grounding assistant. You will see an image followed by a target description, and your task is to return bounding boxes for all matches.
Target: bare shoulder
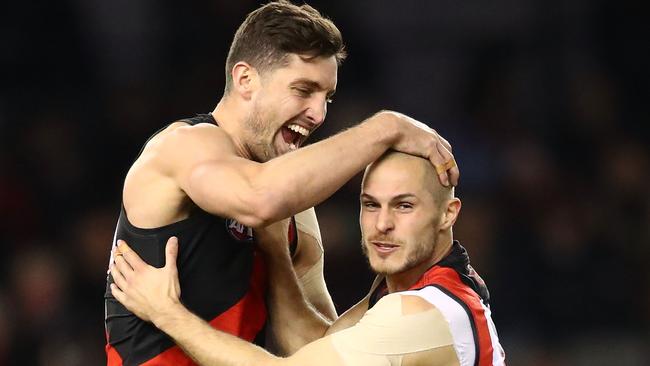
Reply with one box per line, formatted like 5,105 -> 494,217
152,121 -> 238,160
132,121 -> 241,177
166,121 -> 233,145
122,121 -> 240,227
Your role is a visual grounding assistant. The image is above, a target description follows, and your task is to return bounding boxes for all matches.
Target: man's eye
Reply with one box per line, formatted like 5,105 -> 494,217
363,202 -> 378,209
295,88 -> 311,96
397,203 -> 413,210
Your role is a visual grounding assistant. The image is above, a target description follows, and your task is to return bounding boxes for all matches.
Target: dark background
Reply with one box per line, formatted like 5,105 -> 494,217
1,1 -> 648,365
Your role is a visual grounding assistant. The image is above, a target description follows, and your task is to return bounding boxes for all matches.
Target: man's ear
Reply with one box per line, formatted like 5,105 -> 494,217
440,198 -> 461,230
230,61 -> 260,100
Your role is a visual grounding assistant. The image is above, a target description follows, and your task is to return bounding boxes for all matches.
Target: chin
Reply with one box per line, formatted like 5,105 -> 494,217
369,258 -> 403,276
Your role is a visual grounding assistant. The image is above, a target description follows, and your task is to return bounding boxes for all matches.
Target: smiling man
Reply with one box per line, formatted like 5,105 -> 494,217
110,151 -> 505,366
103,1 -> 459,365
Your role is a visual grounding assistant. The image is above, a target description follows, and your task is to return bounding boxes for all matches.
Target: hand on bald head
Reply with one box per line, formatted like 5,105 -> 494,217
363,151 -> 454,207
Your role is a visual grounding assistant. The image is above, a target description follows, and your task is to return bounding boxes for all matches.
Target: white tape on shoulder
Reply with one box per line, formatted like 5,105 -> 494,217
330,293 -> 454,357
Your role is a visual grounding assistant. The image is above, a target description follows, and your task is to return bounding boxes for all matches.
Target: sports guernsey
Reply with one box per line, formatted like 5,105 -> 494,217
104,114 -> 297,366
401,241 -> 505,366
352,241 -> 506,366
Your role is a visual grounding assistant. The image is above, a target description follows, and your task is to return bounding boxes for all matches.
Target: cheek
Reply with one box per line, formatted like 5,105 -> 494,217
360,211 -> 377,231
275,94 -> 292,109
413,221 -> 438,248
275,91 -> 303,109
359,219 -> 372,238
398,216 -> 433,242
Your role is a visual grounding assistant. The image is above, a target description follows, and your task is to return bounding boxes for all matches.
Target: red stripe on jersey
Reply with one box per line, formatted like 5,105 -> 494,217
106,252 -> 267,365
141,347 -> 197,366
411,266 -> 496,366
207,252 -> 267,340
105,342 -> 123,366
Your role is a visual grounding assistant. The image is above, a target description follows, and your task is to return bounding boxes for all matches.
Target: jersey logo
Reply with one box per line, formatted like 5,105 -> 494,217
226,219 -> 254,242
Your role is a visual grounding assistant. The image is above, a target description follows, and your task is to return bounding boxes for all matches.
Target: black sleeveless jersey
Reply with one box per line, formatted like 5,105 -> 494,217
104,114 -> 297,366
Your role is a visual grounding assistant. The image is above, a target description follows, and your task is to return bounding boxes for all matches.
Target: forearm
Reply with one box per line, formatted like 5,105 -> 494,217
325,275 -> 384,336
265,246 -> 332,355
256,113 -> 397,223
153,302 -> 281,366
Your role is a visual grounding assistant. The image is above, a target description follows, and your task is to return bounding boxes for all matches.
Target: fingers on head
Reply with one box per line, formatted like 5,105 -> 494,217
436,138 -> 453,160
430,153 -> 450,187
448,163 -> 460,186
435,140 -> 458,186
439,135 -> 452,152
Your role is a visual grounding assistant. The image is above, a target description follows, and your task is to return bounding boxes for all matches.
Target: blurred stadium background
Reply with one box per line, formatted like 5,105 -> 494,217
1,1 -> 648,365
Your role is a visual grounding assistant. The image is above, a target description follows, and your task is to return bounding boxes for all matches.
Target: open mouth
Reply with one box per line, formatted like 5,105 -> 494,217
281,123 -> 309,151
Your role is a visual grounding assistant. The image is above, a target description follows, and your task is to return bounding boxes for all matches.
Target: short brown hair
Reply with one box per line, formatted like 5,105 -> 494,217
224,0 -> 346,92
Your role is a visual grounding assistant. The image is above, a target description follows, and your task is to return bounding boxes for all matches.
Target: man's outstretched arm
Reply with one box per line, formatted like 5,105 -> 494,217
109,237 -> 350,365
110,239 -> 458,366
155,111 -> 458,229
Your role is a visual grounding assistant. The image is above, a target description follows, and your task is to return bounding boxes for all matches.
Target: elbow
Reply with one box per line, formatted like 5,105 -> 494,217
187,163 -> 287,228
238,189 -> 286,228
236,212 -> 269,229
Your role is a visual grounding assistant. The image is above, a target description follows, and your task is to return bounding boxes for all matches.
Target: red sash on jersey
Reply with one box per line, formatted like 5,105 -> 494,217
369,241 -> 504,366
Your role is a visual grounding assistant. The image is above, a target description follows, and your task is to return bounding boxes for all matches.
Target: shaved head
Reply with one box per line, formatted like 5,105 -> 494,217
359,150 -> 460,280
362,151 -> 454,207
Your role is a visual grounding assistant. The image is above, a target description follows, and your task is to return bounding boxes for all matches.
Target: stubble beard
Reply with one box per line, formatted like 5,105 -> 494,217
361,232 -> 437,276
243,103 -> 278,162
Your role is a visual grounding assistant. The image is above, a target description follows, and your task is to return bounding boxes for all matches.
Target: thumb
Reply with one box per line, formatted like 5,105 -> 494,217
165,236 -> 179,269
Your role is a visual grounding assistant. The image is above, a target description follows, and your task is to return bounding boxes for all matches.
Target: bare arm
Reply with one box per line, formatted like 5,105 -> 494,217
294,235 -> 337,321
258,205 -> 383,350
255,217 -> 332,355
151,111 -> 457,228
147,298 -> 458,366
155,302 -> 282,366
324,275 -> 385,335
111,239 -> 459,366
292,208 -> 337,321
256,208 -> 376,355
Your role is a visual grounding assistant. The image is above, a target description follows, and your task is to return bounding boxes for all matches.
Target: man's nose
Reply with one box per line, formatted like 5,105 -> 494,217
305,96 -> 327,126
375,209 -> 394,233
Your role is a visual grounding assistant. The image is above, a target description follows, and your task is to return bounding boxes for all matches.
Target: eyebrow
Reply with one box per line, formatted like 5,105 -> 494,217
360,193 -> 374,200
291,78 -> 336,98
360,193 -> 418,201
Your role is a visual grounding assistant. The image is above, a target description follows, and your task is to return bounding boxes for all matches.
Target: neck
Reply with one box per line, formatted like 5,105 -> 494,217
211,96 -> 254,160
385,231 -> 454,293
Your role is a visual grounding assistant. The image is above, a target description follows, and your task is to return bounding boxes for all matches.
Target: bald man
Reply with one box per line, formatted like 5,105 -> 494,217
110,151 -> 506,366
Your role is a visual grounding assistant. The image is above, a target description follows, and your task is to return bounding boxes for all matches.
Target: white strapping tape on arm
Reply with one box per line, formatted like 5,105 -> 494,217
330,293 -> 454,364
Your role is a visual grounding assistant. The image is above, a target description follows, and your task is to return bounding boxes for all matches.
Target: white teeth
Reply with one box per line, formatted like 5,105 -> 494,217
287,124 -> 309,137
289,143 -> 297,150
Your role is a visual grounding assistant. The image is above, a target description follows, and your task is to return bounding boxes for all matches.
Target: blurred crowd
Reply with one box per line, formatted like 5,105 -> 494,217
1,1 -> 648,365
